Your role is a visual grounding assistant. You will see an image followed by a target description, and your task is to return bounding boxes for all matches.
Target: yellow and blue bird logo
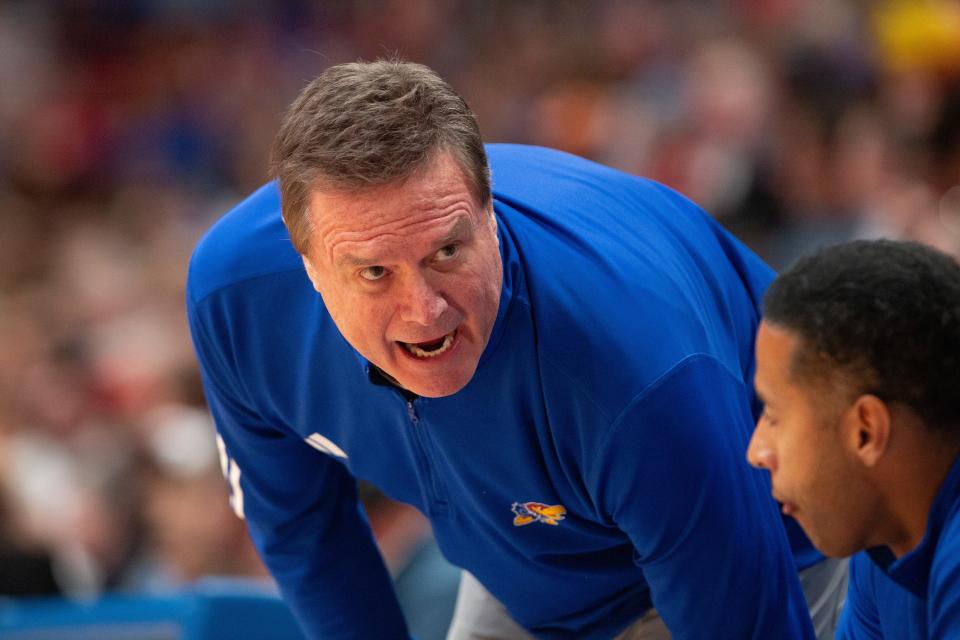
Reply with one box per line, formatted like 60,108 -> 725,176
511,501 -> 567,526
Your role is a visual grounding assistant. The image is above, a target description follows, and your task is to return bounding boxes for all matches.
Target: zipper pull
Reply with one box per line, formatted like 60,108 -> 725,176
406,400 -> 419,425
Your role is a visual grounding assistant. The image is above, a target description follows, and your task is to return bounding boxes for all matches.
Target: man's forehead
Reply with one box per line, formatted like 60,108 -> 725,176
758,321 -> 801,357
757,321 -> 836,405
333,216 -> 474,267
302,148 -> 485,264
308,151 -> 473,212
307,181 -> 475,232
756,321 -> 803,383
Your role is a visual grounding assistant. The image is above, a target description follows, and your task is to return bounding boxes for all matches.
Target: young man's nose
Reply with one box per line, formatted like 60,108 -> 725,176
399,275 -> 449,326
746,427 -> 777,472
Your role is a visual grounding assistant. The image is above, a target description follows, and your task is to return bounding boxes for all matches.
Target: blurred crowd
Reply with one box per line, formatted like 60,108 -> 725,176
0,0 -> 958,627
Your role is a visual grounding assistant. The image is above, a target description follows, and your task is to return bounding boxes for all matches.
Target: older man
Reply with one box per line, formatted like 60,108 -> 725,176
188,60 -> 841,639
748,239 -> 960,638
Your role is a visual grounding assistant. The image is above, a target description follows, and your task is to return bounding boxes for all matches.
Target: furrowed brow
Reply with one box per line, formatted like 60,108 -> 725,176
336,216 -> 474,268
336,253 -> 379,268
437,217 -> 472,246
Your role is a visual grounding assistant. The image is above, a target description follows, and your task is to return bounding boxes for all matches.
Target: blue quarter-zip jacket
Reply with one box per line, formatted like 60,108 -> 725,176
187,144 -> 820,639
838,456 -> 960,639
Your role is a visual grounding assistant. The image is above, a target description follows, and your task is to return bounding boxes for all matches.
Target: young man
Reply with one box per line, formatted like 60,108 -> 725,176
748,239 -> 960,638
188,60 -> 842,639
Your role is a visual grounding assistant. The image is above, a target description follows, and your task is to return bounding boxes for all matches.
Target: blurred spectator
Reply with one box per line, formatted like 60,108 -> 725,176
0,482 -> 60,597
128,404 -> 269,592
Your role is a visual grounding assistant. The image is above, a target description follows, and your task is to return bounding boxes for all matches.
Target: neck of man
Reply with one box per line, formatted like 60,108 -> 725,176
369,364 -> 418,401
878,422 -> 960,557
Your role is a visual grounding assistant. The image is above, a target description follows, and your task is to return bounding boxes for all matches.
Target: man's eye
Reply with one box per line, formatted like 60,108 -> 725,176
434,244 -> 459,262
360,266 -> 387,281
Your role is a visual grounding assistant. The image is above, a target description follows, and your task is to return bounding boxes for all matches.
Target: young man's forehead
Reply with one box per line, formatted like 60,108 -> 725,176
757,322 -> 798,362
755,322 -> 807,391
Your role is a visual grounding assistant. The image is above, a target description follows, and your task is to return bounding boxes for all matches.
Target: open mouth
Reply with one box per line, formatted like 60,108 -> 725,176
399,329 -> 457,359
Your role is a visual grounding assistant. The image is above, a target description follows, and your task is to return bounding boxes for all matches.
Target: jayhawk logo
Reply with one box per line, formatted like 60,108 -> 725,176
511,502 -> 567,526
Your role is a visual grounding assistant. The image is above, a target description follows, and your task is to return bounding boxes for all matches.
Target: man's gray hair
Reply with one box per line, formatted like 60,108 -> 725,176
270,59 -> 490,254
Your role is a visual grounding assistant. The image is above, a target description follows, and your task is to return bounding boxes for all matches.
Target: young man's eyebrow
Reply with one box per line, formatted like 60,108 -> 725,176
754,386 -> 769,405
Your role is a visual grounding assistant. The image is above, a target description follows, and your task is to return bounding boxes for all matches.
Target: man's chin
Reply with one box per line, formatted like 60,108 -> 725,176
803,527 -> 860,558
377,336 -> 483,397
397,373 -> 473,398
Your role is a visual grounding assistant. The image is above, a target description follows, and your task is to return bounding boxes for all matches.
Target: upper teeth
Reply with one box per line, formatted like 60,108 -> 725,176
404,332 -> 454,358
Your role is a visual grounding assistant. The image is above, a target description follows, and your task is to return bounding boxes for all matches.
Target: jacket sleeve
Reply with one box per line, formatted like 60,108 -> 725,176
187,293 -> 409,640
587,354 -> 815,640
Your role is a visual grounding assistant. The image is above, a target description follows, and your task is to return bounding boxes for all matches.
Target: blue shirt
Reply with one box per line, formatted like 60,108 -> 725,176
187,144 -> 819,639
838,456 -> 960,639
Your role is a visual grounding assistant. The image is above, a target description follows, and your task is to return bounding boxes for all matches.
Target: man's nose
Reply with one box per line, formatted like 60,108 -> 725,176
399,274 -> 448,326
746,426 -> 776,472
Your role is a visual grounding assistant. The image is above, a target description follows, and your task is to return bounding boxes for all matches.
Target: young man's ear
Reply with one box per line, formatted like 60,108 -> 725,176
842,394 -> 891,467
301,256 -> 322,293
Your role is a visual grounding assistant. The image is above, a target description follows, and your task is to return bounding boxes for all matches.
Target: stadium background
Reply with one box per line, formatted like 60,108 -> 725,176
0,1 -> 958,637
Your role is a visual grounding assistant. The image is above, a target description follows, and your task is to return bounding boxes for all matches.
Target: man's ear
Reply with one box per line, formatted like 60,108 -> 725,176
301,256 -> 322,293
842,394 -> 891,467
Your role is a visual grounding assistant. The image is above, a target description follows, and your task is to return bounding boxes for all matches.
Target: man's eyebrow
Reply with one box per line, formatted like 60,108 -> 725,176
337,253 -> 377,268
754,386 -> 771,406
437,217 -> 472,246
336,217 -> 474,268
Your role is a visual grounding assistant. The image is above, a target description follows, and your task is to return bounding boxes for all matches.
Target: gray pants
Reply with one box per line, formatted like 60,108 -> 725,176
446,557 -> 849,640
